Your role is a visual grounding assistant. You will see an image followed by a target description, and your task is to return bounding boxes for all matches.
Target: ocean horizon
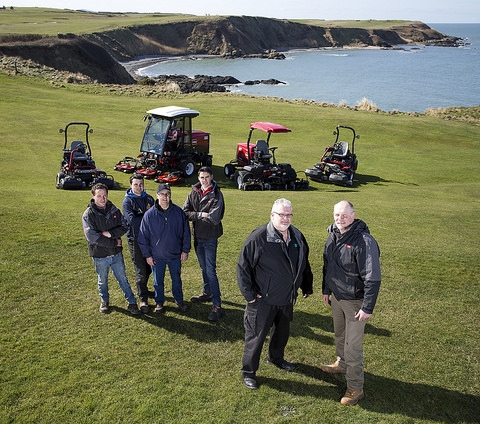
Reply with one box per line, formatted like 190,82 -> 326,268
133,23 -> 480,113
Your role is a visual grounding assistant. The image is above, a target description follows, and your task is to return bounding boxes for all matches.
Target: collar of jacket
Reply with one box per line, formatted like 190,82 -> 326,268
266,221 -> 302,244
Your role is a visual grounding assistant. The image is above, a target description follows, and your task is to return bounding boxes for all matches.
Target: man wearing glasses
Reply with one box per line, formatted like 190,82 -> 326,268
237,198 -> 313,390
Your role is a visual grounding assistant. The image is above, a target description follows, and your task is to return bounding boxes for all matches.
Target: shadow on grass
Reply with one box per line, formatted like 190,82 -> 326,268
355,173 -> 419,187
110,298 -> 392,350
277,364 -> 479,423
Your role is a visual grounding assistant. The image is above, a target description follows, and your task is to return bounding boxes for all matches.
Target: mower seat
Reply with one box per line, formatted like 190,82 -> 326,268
254,140 -> 272,163
70,141 -> 89,162
332,141 -> 349,158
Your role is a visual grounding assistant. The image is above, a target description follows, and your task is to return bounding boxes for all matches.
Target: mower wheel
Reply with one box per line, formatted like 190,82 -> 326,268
179,160 -> 195,178
224,163 -> 236,178
202,156 -> 213,167
56,172 -> 65,189
236,170 -> 254,190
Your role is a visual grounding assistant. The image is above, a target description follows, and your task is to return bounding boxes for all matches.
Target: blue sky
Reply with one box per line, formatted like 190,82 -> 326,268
8,0 -> 480,23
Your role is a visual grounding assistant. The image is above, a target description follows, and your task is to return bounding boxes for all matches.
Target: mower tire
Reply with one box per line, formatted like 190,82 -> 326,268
179,160 -> 195,178
224,163 -> 236,179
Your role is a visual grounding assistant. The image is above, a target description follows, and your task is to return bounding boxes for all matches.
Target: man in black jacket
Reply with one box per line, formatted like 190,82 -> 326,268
122,174 -> 155,313
82,183 -> 140,315
322,200 -> 381,406
183,166 -> 225,322
237,198 -> 313,390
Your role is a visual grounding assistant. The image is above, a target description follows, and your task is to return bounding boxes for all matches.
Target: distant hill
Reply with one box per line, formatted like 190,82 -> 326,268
0,15 -> 460,85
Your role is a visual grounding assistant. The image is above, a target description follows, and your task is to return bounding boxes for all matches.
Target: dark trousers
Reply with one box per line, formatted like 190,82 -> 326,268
127,239 -> 151,303
241,299 -> 293,378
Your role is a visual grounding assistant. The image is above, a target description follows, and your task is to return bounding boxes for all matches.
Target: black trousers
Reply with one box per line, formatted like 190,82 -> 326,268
127,239 -> 151,302
241,299 -> 294,378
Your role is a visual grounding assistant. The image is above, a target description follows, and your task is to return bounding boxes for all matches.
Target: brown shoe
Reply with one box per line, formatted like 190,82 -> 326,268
321,361 -> 346,374
340,388 -> 364,406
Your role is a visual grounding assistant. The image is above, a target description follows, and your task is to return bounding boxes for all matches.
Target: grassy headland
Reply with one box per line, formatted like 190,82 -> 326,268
0,7 -> 414,36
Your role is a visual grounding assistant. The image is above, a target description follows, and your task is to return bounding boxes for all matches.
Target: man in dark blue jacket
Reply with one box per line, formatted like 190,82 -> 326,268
237,198 -> 313,390
138,183 -> 191,314
122,174 -> 155,313
322,200 -> 381,406
82,183 -> 140,315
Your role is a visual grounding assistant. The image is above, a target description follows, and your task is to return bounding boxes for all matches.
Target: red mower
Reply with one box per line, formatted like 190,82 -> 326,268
224,122 -> 309,191
114,106 -> 211,184
56,122 -> 116,190
305,125 -> 359,186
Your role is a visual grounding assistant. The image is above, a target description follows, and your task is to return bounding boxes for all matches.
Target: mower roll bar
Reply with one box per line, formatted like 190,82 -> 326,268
59,122 -> 93,151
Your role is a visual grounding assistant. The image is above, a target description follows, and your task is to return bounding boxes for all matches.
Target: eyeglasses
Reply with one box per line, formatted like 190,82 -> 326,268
158,192 -> 171,197
272,211 -> 293,219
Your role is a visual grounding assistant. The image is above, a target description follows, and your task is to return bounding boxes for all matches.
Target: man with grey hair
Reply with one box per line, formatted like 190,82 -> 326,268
237,198 -> 313,390
322,200 -> 381,406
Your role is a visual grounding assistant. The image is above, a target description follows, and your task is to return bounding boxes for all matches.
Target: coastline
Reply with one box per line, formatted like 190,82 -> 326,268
121,54 -> 218,77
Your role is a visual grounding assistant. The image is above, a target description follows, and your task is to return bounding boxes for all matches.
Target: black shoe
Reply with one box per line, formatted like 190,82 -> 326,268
140,302 -> 150,314
208,306 -> 223,322
243,377 -> 258,390
127,303 -> 141,316
99,302 -> 109,313
175,301 -> 189,312
154,304 -> 165,314
190,292 -> 212,303
267,359 -> 295,372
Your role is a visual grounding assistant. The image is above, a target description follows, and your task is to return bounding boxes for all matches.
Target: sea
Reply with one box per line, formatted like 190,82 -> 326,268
134,23 -> 480,113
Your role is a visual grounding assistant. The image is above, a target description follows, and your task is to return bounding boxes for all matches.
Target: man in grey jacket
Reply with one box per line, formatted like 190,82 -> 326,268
322,200 -> 381,406
237,198 -> 313,390
82,183 -> 140,315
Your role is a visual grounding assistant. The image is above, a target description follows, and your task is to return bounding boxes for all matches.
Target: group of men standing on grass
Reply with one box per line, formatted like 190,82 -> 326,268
82,168 -> 381,407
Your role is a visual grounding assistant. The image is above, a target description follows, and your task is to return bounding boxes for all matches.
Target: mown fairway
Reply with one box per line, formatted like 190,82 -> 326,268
0,69 -> 479,423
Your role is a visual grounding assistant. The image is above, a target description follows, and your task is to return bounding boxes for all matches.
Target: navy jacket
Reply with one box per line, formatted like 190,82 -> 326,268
122,189 -> 155,242
138,200 -> 191,262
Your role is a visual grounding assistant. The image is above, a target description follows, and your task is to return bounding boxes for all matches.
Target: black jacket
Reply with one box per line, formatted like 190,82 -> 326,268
237,221 -> 313,305
322,219 -> 381,314
183,181 -> 224,240
82,200 -> 127,258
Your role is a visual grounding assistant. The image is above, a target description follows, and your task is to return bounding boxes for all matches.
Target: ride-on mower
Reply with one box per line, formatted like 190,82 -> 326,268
224,122 -> 309,190
56,122 -> 116,190
114,106 -> 211,184
305,125 -> 359,186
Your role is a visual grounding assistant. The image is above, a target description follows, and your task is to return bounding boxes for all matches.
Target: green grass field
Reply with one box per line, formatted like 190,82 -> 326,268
0,65 -> 479,423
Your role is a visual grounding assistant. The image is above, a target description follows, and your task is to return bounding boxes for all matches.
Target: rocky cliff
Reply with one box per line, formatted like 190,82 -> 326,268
0,16 -> 459,85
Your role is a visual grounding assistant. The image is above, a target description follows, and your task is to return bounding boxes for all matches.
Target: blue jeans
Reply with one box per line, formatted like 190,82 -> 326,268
194,238 -> 221,307
93,253 -> 137,304
151,258 -> 184,306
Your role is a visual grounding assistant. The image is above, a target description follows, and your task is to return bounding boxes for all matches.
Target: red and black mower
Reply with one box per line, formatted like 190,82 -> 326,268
56,122 -> 116,190
224,121 -> 309,191
305,125 -> 359,186
114,106 -> 211,185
